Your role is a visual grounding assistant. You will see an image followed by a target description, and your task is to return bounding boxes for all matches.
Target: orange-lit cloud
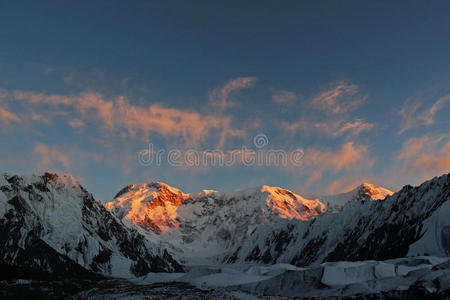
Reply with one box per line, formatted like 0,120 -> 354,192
326,176 -> 373,194
209,77 -> 257,111
398,94 -> 450,135
0,107 -> 20,124
311,81 -> 366,115
33,142 -> 71,170
8,90 -> 244,147
420,94 -> 450,125
289,142 -> 375,194
303,142 -> 371,172
397,135 -> 450,175
284,142 -> 373,188
306,170 -> 322,185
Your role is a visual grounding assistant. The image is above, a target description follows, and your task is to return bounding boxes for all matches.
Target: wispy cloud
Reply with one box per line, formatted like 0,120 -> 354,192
397,134 -> 450,175
0,107 -> 20,124
281,118 -> 375,138
421,94 -> 450,126
326,176 -> 374,194
209,77 -> 257,112
6,89 -> 245,147
33,142 -> 71,170
68,119 -> 85,128
271,89 -> 297,105
285,142 -> 374,189
302,142 -> 371,172
398,93 -> 450,135
29,112 -> 51,124
280,81 -> 373,138
293,142 -> 375,194
333,119 -> 375,137
311,81 -> 366,115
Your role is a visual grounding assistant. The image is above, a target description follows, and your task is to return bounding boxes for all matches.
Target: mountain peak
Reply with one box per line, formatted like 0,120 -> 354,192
106,181 -> 189,234
320,182 -> 394,211
1,172 -> 82,193
43,172 -> 81,189
113,181 -> 184,199
106,182 -> 326,242
356,182 -> 394,200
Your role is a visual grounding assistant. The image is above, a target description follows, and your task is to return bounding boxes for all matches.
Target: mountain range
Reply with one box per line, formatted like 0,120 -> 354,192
2,171 -> 450,298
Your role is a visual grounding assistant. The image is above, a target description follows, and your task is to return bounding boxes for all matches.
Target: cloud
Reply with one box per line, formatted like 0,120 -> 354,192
398,93 -> 450,135
0,107 -> 20,124
209,77 -> 257,111
8,90 -> 244,147
326,176 -> 373,194
311,81 -> 365,115
281,118 -> 375,137
303,142 -> 371,172
33,142 -> 71,170
306,170 -> 322,185
287,142 -> 374,193
327,178 -> 351,194
398,98 -> 424,135
283,141 -> 372,180
420,94 -> 450,125
271,89 -> 297,105
69,119 -> 85,128
397,135 -> 450,175
279,81 -> 373,138
333,119 -> 375,137
29,112 -> 50,124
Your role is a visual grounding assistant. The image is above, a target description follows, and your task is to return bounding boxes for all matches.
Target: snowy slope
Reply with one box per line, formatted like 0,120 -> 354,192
319,183 -> 393,211
132,256 -> 450,298
104,172 -> 450,267
408,194 -> 450,257
105,182 -> 189,234
106,175 -> 450,266
235,256 -> 450,298
231,173 -> 450,265
0,172 -> 182,279
105,184 -> 325,264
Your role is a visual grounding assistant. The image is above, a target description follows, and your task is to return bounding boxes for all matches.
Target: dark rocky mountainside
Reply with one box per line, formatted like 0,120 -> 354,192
0,172 -> 182,280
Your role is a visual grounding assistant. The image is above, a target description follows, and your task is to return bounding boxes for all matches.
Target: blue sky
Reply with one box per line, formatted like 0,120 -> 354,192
1,1 -> 449,202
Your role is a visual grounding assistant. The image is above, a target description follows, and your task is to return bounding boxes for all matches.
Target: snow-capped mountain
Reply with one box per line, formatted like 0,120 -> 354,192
107,174 -> 449,268
105,182 -> 189,234
230,173 -> 450,265
105,184 -> 326,264
3,171 -> 450,298
319,183 -> 393,211
0,172 -> 182,279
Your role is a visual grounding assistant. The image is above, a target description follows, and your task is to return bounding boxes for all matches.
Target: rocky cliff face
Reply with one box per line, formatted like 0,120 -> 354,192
0,172 -> 182,279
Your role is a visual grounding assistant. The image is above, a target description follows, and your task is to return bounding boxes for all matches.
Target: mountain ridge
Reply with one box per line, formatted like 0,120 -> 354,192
104,180 -> 398,265
2,171 -> 450,298
0,172 -> 183,279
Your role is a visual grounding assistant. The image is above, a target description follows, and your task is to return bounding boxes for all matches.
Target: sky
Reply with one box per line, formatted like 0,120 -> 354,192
0,0 -> 449,202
